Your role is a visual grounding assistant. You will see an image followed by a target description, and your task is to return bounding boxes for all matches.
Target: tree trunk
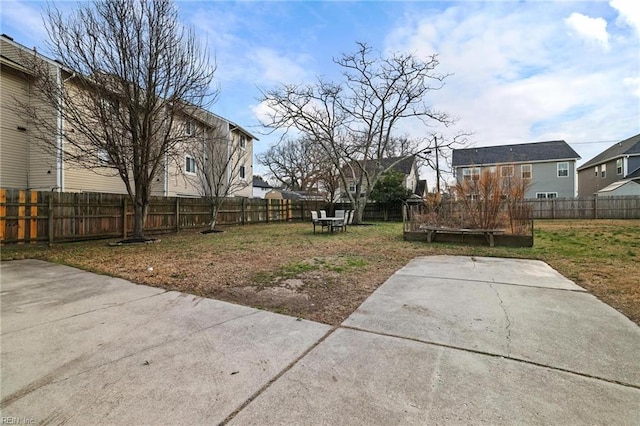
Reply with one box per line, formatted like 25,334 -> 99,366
209,204 -> 219,231
132,200 -> 147,240
353,197 -> 367,224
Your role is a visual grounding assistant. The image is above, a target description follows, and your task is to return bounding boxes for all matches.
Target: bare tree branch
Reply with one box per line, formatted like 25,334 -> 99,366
18,0 -> 217,239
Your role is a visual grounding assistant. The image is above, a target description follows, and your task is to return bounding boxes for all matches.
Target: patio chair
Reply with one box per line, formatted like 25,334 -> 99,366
346,210 -> 354,225
335,209 -> 345,218
320,210 -> 327,219
311,211 -> 328,233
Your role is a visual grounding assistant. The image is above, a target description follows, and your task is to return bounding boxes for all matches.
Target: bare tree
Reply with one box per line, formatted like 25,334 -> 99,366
257,136 -> 326,191
260,42 -> 452,223
190,121 -> 250,232
257,135 -> 341,202
420,132 -> 471,193
19,0 -> 217,240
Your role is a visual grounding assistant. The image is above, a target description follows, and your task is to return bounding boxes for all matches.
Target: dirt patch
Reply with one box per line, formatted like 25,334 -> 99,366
2,220 -> 639,326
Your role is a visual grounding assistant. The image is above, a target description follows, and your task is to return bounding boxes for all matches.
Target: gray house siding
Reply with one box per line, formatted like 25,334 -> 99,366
454,161 -> 577,199
452,140 -> 580,199
528,161 -> 576,198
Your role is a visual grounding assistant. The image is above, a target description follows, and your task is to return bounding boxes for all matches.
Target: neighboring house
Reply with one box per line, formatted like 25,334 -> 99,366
577,133 -> 640,197
252,175 -> 273,199
452,140 -> 581,199
0,34 -> 256,198
341,155 -> 422,199
264,188 -> 324,201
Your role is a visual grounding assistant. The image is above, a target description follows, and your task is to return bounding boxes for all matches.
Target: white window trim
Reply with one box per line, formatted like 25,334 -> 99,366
601,163 -> 606,178
239,135 -> 247,150
239,165 -> 246,180
521,164 -> 532,180
617,159 -> 623,175
501,165 -> 514,178
557,162 -> 569,178
185,155 -> 196,175
462,167 -> 480,180
536,192 -> 558,199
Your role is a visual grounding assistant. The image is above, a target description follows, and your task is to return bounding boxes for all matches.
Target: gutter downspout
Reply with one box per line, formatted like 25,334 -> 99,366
226,121 -> 232,191
56,67 -> 64,192
57,69 -> 77,192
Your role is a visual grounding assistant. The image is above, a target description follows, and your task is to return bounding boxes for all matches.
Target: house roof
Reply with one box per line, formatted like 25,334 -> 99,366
452,140 -> 580,167
252,176 -> 271,188
626,167 -> 640,179
577,134 -> 640,171
597,178 -> 640,194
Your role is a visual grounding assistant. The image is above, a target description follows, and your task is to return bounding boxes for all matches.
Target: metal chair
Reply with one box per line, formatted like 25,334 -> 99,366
311,211 -> 328,233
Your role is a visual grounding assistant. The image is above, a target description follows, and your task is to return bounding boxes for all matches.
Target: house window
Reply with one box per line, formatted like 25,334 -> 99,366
97,149 -> 113,166
99,97 -> 119,114
348,183 -> 356,193
557,162 -> 569,177
462,167 -> 480,180
536,192 -> 558,199
488,166 -> 496,174
595,165 -> 599,176
617,159 -> 623,175
521,164 -> 532,180
239,135 -> 247,149
501,165 -> 514,178
601,163 -> 606,178
185,155 -> 196,174
239,165 -> 246,180
185,121 -> 195,136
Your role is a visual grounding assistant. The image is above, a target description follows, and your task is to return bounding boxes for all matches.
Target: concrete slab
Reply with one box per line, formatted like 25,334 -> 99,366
1,260 -> 332,424
396,256 -> 585,291
229,328 -> 640,425
1,259 -> 166,333
344,274 -> 640,387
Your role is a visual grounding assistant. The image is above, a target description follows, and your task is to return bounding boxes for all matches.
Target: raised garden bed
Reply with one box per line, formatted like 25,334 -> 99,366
404,229 -> 533,247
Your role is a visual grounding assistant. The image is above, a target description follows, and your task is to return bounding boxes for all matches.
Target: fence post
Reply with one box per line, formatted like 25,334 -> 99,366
175,197 -> 180,232
48,193 -> 54,247
265,199 -> 269,223
0,189 -> 5,244
551,199 -> 556,220
122,198 -> 128,240
594,196 -> 598,219
242,198 -> 246,225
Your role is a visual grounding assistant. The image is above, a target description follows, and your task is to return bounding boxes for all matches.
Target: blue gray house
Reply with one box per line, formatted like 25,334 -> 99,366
452,141 -> 581,199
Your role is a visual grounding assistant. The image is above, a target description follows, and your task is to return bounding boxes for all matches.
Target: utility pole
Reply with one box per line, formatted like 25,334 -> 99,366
434,135 -> 441,194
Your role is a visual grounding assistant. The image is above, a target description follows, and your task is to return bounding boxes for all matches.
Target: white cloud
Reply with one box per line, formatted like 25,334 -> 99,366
623,77 -> 640,97
564,12 -> 610,51
610,0 -> 640,36
0,0 -> 48,45
254,48 -> 311,84
380,1 -> 639,183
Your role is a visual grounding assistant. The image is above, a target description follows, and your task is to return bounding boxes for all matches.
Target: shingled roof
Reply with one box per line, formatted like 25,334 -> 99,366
577,134 -> 640,171
452,141 -> 580,167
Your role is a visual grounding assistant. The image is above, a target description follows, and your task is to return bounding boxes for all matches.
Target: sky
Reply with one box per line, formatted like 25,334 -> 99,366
1,0 -> 639,188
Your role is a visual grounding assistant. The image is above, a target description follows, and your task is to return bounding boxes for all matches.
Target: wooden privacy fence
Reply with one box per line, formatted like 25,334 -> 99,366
2,189 -> 638,245
524,196 -> 640,219
0,189 -> 327,245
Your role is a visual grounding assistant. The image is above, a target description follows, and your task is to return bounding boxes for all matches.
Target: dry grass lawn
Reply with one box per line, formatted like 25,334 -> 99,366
2,219 -> 639,325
